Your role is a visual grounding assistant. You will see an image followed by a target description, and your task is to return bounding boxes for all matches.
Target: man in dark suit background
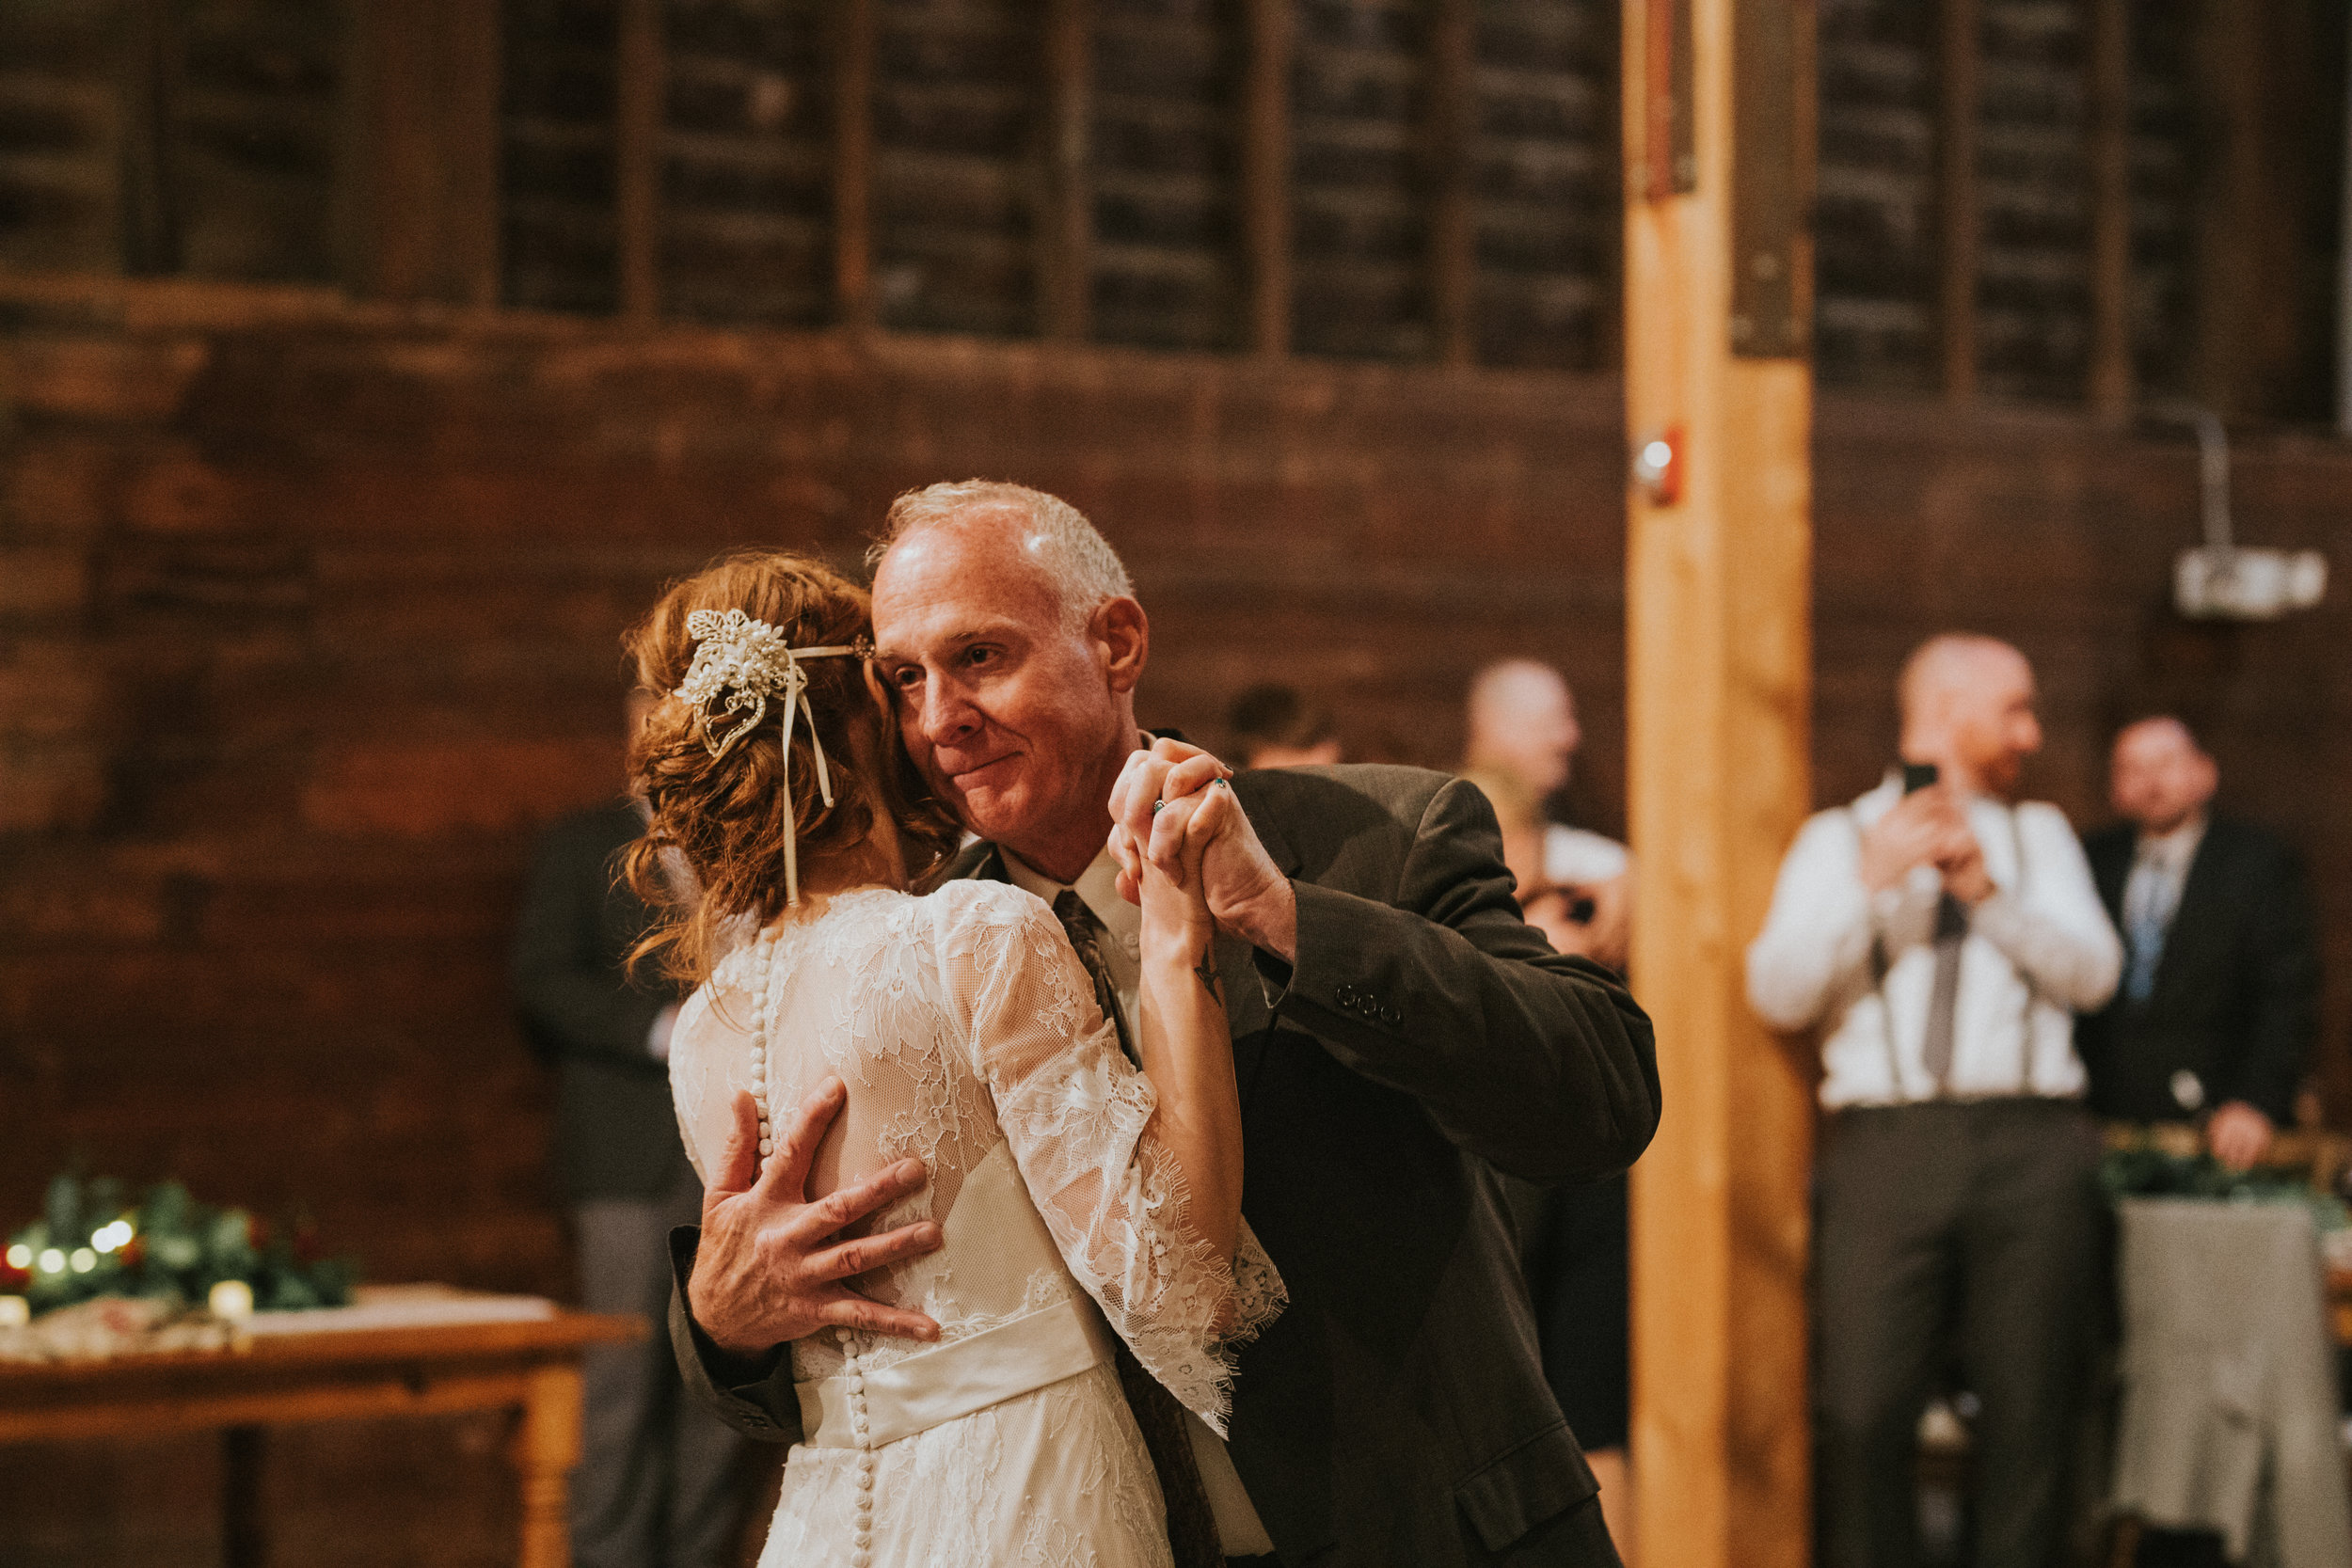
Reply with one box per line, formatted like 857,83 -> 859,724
2078,716 -> 2319,1168
661,482 -> 1661,1567
514,689 -> 744,1568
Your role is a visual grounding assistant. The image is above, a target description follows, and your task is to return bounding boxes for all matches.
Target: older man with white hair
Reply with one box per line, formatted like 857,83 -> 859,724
1747,634 -> 2122,1568
665,481 -> 1660,1568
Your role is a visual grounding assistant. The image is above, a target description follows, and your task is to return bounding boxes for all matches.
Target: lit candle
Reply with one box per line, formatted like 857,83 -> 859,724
0,1296 -> 27,1329
208,1279 -> 255,1322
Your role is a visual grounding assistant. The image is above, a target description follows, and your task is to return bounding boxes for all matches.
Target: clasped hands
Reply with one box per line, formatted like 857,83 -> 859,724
1859,783 -> 1994,906
686,736 -> 1294,1358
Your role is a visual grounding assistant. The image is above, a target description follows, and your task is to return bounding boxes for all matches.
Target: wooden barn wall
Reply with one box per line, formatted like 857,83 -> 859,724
4,285 -> 2350,1560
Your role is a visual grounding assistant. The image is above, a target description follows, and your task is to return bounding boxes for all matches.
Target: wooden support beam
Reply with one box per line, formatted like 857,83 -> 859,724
1039,0 -> 1093,341
615,0 -> 666,323
341,0 -> 501,306
1937,0 -> 1979,404
1429,0 -> 1477,366
119,0 -> 183,276
2087,0 -> 2131,420
834,0 -> 878,333
1623,2 -> 1815,1565
1242,0 -> 1292,357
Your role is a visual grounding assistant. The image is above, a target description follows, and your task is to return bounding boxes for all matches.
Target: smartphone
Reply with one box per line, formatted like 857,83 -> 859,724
1901,761 -> 1940,795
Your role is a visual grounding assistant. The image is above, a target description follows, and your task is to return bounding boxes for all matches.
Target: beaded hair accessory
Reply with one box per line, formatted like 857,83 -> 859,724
674,607 -> 861,905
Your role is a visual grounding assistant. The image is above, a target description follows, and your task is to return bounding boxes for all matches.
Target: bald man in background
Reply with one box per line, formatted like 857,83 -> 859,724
1748,635 -> 2121,1568
1464,660 -> 1629,972
2077,718 -> 2318,1169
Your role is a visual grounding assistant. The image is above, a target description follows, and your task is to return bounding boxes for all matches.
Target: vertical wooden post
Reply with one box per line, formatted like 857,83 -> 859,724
615,0 -> 666,323
834,0 -> 878,333
2188,0 -> 2264,420
1242,0 -> 1292,357
514,1363 -> 584,1568
1039,0 -> 1093,341
2086,0 -> 2131,420
1623,2 -> 1815,1566
1428,0 -> 1477,367
1937,0 -> 1979,404
119,0 -> 182,276
342,0 -> 502,306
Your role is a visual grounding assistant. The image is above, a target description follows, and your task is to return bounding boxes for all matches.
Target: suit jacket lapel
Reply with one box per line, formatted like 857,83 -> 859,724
2153,824 -> 2224,1005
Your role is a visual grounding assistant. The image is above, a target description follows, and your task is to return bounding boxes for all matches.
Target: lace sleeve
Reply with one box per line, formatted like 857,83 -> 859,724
666,968 -> 755,1193
941,886 -> 1285,1436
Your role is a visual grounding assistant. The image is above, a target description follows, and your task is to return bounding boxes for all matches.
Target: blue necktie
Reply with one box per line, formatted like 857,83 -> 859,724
2123,863 -> 2169,1006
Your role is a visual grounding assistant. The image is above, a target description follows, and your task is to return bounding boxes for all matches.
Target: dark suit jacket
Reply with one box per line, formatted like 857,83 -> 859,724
513,799 -> 690,1203
2077,815 -> 2318,1126
667,764 -> 1661,1567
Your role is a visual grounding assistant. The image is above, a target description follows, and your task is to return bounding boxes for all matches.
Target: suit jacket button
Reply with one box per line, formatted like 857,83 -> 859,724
1336,984 -> 1356,1007
1382,1006 -> 1401,1025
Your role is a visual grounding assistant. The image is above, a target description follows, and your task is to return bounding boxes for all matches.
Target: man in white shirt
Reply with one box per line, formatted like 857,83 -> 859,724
1747,635 -> 2121,1568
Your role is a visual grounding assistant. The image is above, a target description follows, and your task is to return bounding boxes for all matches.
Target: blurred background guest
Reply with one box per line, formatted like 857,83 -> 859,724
2079,717 -> 2319,1170
1464,658 -> 1629,971
1747,635 -> 2121,1568
513,689 -> 745,1568
1226,680 -> 1343,768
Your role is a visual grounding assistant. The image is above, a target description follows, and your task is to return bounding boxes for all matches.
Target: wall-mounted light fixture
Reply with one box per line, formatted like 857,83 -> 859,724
2169,410 -> 2328,621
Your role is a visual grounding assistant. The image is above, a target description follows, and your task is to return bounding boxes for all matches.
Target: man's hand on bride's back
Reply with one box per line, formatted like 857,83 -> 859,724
1110,736 -> 1298,963
687,1082 -> 945,1357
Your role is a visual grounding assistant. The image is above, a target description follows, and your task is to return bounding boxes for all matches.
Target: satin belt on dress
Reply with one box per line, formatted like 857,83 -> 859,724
794,1295 -> 1119,1450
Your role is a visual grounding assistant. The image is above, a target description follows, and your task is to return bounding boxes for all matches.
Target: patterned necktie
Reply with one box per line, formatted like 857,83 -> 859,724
1048,889 -> 1223,1568
1919,893 -> 1969,1089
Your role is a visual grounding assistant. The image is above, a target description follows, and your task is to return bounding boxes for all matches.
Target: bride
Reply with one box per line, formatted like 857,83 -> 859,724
621,550 -> 1284,1568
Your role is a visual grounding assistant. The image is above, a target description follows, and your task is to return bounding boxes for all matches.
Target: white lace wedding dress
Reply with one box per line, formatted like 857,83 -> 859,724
668,879 -> 1285,1568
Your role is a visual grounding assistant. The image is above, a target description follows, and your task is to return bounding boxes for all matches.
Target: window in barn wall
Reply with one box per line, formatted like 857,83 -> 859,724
503,0 -> 622,313
1974,0 -> 2093,404
0,0 -> 341,282
2124,0 -> 2196,403
1470,0 -> 1616,372
1289,0 -> 1433,359
0,1 -> 126,273
1090,0 -> 1247,353
871,0 -> 1041,338
661,0 -> 833,327
1814,0 -> 1940,393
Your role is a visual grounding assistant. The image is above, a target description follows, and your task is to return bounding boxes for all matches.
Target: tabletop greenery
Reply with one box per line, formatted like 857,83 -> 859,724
1,1173 -> 356,1319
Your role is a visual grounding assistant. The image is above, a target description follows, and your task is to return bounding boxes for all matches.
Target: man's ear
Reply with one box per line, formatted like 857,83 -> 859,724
1093,597 -> 1149,694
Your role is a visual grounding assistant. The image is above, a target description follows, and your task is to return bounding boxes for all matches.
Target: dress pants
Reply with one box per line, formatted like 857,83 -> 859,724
1813,1100 -> 2103,1568
573,1164 -> 749,1568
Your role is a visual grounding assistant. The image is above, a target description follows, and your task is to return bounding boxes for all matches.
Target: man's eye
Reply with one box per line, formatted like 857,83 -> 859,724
963,646 -> 995,668
888,667 -> 923,690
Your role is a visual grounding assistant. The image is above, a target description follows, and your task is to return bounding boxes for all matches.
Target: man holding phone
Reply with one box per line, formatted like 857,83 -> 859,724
1746,635 -> 2121,1568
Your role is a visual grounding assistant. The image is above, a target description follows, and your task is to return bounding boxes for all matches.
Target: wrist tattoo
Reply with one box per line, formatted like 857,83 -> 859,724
1194,953 -> 1224,1004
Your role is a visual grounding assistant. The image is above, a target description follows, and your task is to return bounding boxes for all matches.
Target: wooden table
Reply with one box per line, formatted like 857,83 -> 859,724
0,1307 -> 641,1567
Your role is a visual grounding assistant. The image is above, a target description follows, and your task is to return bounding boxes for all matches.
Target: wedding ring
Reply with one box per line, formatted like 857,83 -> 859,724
1150,799 -> 1167,814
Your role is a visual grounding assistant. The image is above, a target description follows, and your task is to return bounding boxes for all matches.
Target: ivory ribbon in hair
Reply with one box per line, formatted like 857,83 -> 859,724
674,607 -> 860,905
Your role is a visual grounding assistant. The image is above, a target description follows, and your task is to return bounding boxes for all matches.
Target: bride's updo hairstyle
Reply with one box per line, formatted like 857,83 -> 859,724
622,550 -> 960,984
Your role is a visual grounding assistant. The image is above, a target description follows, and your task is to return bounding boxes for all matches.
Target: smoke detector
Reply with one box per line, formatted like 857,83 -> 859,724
2171,411 -> 2328,621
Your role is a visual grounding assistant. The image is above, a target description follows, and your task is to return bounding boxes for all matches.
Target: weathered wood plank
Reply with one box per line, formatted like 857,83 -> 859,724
613,0 -> 663,321
1241,0 -> 1291,356
1938,0 -> 1979,403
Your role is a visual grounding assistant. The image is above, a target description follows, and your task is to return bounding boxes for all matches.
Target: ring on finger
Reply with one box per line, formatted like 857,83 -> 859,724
1151,798 -> 1167,814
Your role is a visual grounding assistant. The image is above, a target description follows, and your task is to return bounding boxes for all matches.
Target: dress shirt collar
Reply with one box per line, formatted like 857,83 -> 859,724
2134,812 -> 2207,876
1000,845 -> 1140,957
